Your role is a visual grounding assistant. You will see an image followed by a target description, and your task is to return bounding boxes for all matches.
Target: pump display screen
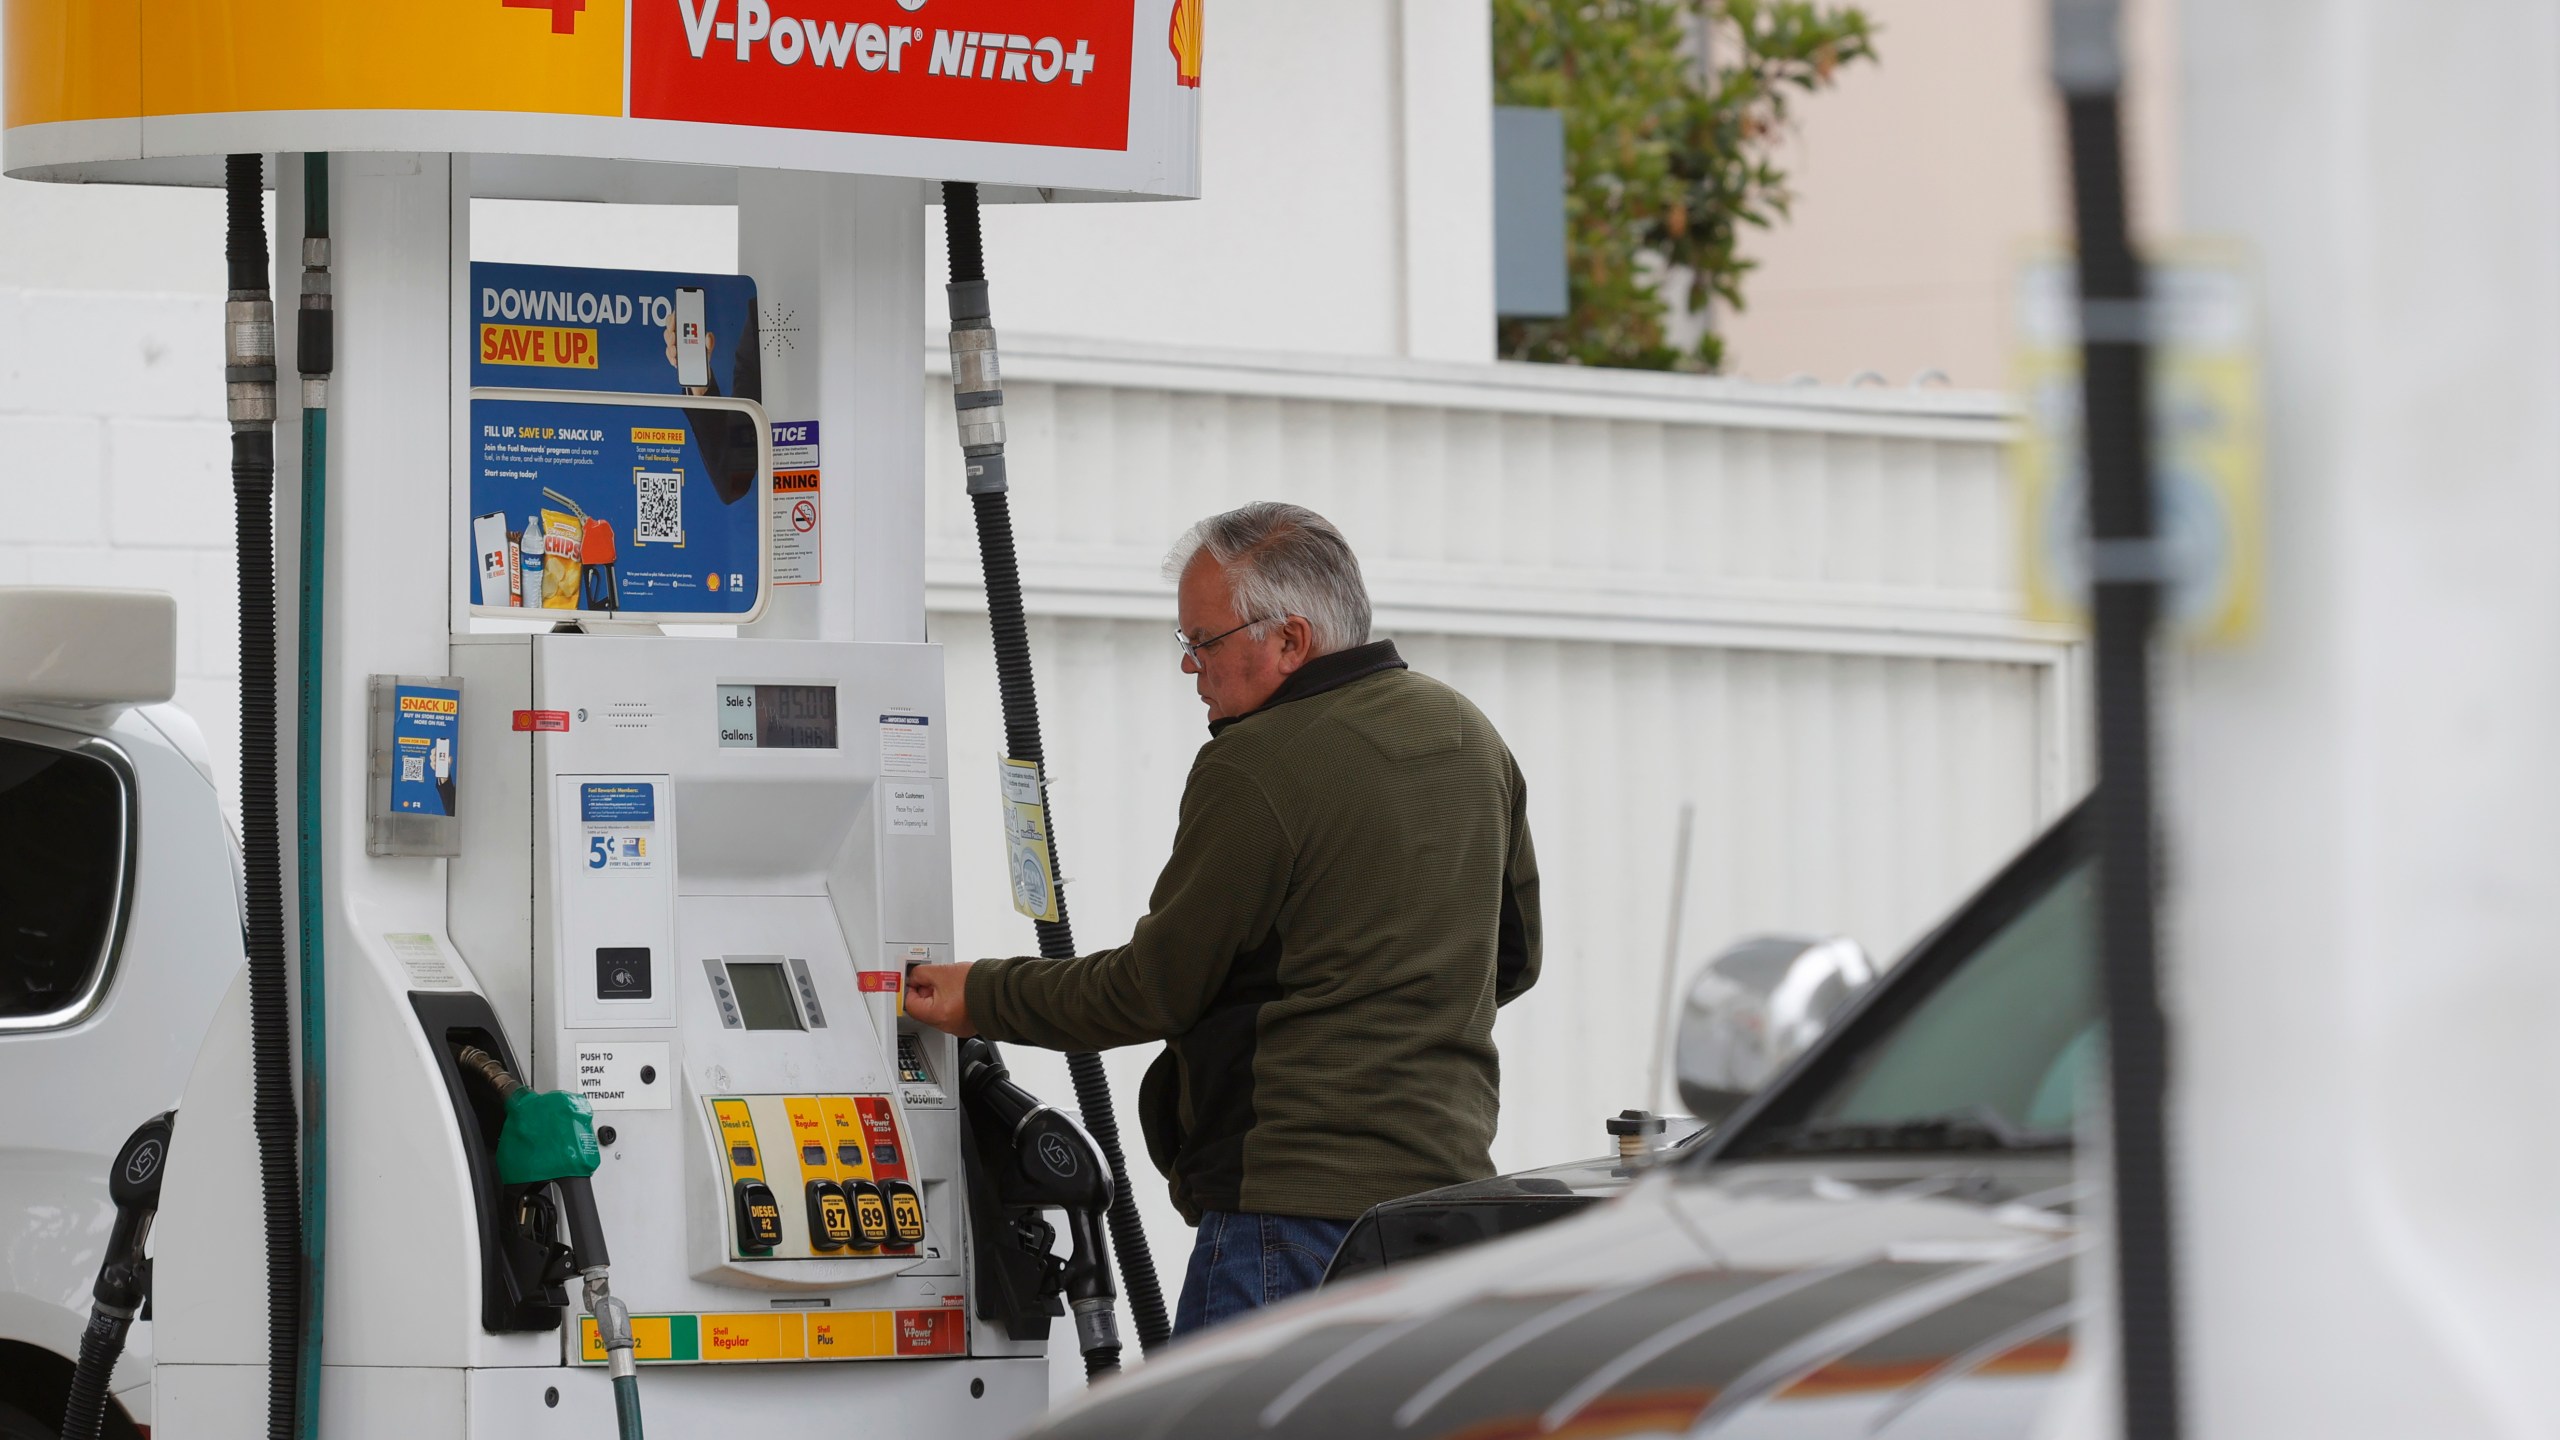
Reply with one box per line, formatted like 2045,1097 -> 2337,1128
725,962 -> 804,1031
716,684 -> 838,750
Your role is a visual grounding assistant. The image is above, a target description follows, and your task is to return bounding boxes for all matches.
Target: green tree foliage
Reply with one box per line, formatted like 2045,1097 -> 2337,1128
1495,0 -> 1877,370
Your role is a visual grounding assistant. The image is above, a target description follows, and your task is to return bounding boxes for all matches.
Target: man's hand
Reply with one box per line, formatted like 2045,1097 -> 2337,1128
905,961 -> 977,1036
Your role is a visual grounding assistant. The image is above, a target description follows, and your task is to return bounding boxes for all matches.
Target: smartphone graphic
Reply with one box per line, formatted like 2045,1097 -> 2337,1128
675,286 -> 709,389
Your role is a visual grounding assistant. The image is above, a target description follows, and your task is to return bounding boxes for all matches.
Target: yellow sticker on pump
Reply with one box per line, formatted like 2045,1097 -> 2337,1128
783,1097 -> 836,1182
820,1096 -> 873,1180
710,1098 -> 764,1182
700,1312 -> 804,1362
580,1315 -> 678,1364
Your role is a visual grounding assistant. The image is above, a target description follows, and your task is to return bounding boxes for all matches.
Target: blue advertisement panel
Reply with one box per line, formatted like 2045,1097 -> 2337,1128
391,685 -> 460,818
467,263 -> 767,618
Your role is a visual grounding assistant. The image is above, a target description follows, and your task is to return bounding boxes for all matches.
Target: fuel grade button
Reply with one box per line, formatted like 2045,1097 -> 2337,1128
732,1178 -> 784,1254
845,1179 -> 890,1250
883,1179 -> 925,1247
806,1179 -> 854,1252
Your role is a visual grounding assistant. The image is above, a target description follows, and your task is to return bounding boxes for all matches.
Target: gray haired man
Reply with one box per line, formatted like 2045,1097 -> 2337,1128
907,501 -> 1542,1335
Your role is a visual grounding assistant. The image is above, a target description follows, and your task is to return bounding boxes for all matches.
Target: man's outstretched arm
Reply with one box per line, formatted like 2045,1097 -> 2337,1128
907,757 -> 1292,1051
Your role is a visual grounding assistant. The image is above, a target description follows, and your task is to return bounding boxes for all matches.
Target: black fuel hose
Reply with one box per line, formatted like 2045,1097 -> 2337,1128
941,181 -> 1171,1362
227,151 -> 305,1440
60,1312 -> 127,1440
2053,8 -> 2181,1439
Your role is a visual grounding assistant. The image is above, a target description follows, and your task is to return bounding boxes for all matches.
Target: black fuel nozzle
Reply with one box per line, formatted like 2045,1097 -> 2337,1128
63,1112 -> 177,1440
958,1038 -> 1122,1365
97,1111 -> 175,1316
554,1174 -> 611,1273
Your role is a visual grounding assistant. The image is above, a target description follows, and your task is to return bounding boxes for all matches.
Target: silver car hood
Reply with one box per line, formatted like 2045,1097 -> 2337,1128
1031,1155 -> 2084,1440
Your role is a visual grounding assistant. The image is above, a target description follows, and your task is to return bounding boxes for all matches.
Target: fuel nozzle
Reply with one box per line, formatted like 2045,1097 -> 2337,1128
96,1110 -> 175,1317
63,1112 -> 176,1440
453,1044 -> 641,1406
958,1038 -> 1122,1366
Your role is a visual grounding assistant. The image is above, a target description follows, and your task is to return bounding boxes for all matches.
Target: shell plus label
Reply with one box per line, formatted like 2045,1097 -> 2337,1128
633,0 -> 1136,151
807,1312 -> 895,1359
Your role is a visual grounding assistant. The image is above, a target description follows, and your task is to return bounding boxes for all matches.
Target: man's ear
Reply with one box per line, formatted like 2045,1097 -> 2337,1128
1274,615 -> 1318,673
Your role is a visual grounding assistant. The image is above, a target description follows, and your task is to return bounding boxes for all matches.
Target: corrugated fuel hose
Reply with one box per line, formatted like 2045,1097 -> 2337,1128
941,181 -> 1171,1371
226,149 -> 307,1440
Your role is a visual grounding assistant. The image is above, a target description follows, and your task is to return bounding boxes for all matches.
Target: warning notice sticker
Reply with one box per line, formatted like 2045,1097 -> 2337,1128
771,420 -> 820,586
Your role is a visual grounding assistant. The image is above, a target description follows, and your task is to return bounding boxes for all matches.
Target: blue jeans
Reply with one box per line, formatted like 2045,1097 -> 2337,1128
1174,1210 -> 1353,1337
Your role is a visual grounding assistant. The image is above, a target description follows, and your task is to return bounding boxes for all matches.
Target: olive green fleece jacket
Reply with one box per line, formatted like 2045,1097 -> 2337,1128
966,640 -> 1541,1223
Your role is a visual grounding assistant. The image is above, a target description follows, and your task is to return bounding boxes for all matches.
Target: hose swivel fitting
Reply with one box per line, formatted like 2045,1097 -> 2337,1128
1072,1294 -> 1120,1358
299,233 -> 333,410
226,295 -> 277,430
586,1272 -> 638,1382
945,312 -> 1008,495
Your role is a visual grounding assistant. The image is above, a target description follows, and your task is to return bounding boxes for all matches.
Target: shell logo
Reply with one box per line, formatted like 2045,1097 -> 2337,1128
1169,0 -> 1203,88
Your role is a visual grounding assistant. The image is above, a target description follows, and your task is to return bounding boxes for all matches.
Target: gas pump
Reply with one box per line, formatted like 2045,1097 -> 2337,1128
4,4 -> 1199,1436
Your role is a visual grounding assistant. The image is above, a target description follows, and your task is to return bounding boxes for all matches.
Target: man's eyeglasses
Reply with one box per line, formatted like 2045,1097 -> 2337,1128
1176,616 -> 1282,663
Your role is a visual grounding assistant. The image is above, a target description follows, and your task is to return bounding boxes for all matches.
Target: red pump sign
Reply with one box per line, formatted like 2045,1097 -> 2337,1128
636,1 -> 1135,150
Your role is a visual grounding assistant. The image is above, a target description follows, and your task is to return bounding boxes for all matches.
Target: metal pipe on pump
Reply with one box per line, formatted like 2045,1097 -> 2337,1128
292,150 -> 335,1440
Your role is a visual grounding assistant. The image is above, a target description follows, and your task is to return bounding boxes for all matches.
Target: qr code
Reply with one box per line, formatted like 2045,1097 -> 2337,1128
400,754 -> 425,783
635,471 -> 683,545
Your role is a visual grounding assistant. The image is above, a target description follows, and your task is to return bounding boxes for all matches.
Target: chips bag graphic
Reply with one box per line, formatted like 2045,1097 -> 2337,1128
1170,0 -> 1203,87
540,509 -> 585,609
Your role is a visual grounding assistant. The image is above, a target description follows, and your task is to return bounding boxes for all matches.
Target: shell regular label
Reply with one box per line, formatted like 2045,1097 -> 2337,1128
632,0 -> 1135,150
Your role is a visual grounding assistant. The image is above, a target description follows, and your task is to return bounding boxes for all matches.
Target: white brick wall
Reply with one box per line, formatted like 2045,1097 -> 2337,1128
0,285 -> 242,820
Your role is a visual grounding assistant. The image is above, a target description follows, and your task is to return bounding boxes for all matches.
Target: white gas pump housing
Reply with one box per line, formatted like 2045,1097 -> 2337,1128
4,3 -> 1199,1434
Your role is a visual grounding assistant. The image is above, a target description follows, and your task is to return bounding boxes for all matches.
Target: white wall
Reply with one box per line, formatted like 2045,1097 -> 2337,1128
926,0 -> 1494,362
0,172 -> 244,816
2169,1 -> 2560,1434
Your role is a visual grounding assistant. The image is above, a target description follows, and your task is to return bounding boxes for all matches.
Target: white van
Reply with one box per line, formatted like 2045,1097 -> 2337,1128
0,591 -> 244,1438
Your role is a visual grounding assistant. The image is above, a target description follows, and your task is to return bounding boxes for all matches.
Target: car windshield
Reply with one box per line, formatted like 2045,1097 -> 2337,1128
1741,860 -> 2097,1155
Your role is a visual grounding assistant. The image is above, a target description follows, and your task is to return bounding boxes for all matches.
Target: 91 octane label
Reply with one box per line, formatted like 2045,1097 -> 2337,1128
633,0 -> 1136,151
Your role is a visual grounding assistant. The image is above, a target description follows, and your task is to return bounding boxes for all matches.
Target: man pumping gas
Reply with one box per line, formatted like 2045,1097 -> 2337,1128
905,501 -> 1542,1335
